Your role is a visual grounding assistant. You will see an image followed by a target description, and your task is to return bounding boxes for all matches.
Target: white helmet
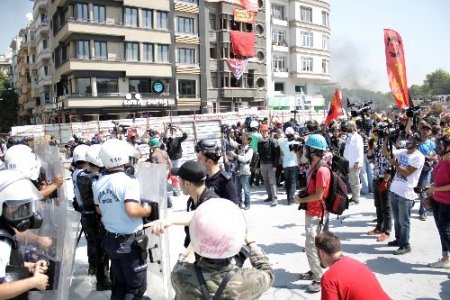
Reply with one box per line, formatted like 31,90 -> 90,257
4,145 -> 42,181
189,198 -> 246,259
0,169 -> 42,219
72,144 -> 90,163
85,144 -> 104,168
250,120 -> 259,129
99,139 -> 131,169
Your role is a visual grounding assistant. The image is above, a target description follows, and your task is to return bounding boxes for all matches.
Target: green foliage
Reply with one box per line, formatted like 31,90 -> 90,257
422,69 -> 450,95
0,72 -> 19,133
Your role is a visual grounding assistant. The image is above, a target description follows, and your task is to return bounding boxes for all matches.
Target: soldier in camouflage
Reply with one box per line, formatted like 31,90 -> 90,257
170,199 -> 274,300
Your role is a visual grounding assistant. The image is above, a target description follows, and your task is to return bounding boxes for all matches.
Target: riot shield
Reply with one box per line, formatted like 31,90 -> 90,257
135,162 -> 174,300
27,142 -> 80,299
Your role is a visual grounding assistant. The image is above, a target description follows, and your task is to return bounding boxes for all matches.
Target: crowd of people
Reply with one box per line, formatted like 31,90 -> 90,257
1,104 -> 450,299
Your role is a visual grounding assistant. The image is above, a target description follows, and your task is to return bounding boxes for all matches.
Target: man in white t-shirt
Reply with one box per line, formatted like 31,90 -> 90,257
382,133 -> 425,255
342,121 -> 364,204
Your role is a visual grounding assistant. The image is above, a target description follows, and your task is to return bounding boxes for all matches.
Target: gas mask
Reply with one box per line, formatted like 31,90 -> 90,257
2,200 -> 43,232
435,137 -> 450,156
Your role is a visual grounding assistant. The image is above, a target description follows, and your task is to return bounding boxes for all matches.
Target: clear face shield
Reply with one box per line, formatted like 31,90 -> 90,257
2,199 -> 37,222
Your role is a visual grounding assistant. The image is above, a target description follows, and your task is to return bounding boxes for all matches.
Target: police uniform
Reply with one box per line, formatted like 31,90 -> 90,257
76,169 -> 110,289
205,169 -> 239,204
93,170 -> 148,299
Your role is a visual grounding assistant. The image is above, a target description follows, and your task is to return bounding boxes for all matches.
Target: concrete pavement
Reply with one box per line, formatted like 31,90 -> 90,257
68,187 -> 450,299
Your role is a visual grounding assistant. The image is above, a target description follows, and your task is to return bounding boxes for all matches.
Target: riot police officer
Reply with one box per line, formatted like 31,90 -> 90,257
196,139 -> 239,204
0,169 -> 49,299
94,139 -> 152,299
77,144 -> 111,290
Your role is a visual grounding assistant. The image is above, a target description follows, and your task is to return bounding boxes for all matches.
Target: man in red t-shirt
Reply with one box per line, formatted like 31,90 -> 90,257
294,134 -> 331,293
316,231 -> 391,300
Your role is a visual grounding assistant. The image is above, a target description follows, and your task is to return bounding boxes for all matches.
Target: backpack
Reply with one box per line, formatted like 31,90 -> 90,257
312,160 -> 349,215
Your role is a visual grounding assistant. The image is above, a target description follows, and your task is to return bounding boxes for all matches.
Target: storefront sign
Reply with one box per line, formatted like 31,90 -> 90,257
123,98 -> 175,107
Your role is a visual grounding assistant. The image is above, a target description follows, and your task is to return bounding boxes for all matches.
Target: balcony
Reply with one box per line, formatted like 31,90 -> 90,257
272,16 -> 288,27
272,41 -> 289,53
36,49 -> 51,66
38,74 -> 52,87
273,68 -> 289,78
35,21 -> 50,37
33,0 -> 48,19
54,18 -> 171,45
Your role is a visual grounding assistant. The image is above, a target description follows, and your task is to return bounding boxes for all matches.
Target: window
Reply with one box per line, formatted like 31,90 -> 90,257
210,43 -> 217,59
177,17 -> 194,34
75,78 -> 91,95
178,48 -> 195,64
221,72 -> 230,88
178,80 -> 196,98
272,4 -> 285,20
322,11 -> 329,26
295,85 -> 306,93
129,79 -> 151,93
274,82 -> 285,93
322,59 -> 329,73
158,44 -> 169,62
247,70 -> 254,88
300,6 -> 312,22
157,11 -> 169,30
124,7 -> 138,26
74,3 -> 88,21
76,40 -> 90,59
220,15 -> 228,30
272,30 -> 287,46
97,78 -> 118,94
209,14 -> 216,30
94,41 -> 107,60
42,40 -> 48,49
273,56 -> 287,72
93,5 -> 106,23
179,0 -> 197,3
301,57 -> 313,72
143,43 -> 153,62
125,42 -> 139,61
142,9 -> 153,28
301,31 -> 313,47
322,35 -> 329,50
211,72 -> 218,88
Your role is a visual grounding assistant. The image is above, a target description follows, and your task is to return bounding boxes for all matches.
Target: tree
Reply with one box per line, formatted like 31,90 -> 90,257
0,72 -> 19,133
409,84 -> 426,99
422,69 -> 450,95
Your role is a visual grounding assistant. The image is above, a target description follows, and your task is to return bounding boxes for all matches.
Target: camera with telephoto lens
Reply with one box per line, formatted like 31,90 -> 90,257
349,100 -> 373,118
297,189 -> 308,210
377,123 -> 398,139
405,106 -> 422,118
289,138 -> 304,153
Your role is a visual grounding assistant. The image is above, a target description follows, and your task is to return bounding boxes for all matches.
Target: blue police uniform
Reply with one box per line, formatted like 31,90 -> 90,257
205,169 -> 239,204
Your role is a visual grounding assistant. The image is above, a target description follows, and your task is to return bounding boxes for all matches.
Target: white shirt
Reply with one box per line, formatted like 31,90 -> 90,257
93,171 -> 142,234
390,149 -> 425,200
343,132 -> 364,167
0,239 -> 12,280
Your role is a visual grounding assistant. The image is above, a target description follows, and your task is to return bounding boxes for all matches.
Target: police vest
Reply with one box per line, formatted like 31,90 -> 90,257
76,171 -> 96,210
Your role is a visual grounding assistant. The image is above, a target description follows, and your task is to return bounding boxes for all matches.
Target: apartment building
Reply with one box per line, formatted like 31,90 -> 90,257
0,54 -> 11,76
47,0 -> 175,122
266,0 -> 331,111
202,0 -> 267,113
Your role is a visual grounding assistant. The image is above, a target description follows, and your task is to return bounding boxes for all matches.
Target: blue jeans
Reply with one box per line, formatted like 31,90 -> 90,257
389,191 -> 414,247
171,159 -> 180,168
360,157 -> 373,194
418,169 -> 432,217
236,175 -> 251,207
432,199 -> 450,257
284,166 -> 299,203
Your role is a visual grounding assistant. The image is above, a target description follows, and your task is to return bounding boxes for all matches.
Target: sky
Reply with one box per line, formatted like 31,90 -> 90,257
0,0 -> 449,92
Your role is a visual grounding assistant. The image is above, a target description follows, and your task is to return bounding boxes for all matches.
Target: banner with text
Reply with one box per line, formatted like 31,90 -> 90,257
233,8 -> 256,23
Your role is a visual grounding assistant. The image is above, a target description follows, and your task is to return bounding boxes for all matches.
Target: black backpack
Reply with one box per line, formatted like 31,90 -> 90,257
312,160 -> 349,215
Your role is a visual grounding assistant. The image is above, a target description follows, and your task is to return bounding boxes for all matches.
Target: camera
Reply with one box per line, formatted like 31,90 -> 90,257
297,189 -> 308,210
289,139 -> 304,153
349,100 -> 373,118
405,106 -> 422,118
376,123 -> 398,139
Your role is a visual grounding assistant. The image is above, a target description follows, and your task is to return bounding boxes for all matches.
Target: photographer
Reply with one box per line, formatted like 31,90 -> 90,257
163,124 -> 188,169
279,127 -> 300,205
342,121 -> 364,204
294,134 -> 331,294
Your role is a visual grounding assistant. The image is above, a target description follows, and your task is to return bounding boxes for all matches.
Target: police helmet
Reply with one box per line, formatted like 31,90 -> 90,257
72,144 -> 90,163
4,145 -> 42,181
195,139 -> 222,157
189,198 -> 246,259
85,144 -> 104,168
99,139 -> 131,169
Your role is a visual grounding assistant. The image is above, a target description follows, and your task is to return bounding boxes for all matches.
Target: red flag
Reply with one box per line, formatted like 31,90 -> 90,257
325,89 -> 344,125
230,31 -> 255,57
384,29 -> 410,109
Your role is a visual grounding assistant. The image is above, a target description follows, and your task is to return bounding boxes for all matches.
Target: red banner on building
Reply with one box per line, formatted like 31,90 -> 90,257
240,0 -> 258,12
234,8 -> 256,23
230,31 -> 255,57
226,58 -> 249,80
325,89 -> 344,125
384,29 -> 410,109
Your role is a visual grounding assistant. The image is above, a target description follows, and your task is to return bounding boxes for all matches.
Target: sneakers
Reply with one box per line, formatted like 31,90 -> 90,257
243,206 -> 250,210
270,202 -> 277,207
387,240 -> 400,247
306,280 -> 321,293
367,228 -> 383,235
428,258 -> 450,269
377,233 -> 389,242
393,246 -> 411,255
299,270 -> 314,280
419,215 -> 427,221
263,198 -> 272,202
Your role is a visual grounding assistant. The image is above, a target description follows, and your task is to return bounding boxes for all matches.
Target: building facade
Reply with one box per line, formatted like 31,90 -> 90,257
266,0 -> 331,112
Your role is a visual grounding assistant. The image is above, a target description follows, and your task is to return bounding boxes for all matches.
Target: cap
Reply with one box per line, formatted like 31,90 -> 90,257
172,160 -> 207,182
149,137 -> 160,147
285,127 -> 295,135
260,124 -> 269,131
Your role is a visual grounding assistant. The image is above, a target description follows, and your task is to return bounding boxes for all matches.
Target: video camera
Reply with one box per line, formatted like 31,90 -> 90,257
376,123 -> 398,139
7,136 -> 34,148
289,138 -> 305,152
405,106 -> 422,118
349,100 -> 373,118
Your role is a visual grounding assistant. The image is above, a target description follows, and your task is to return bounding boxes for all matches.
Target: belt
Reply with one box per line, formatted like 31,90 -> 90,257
105,230 -> 143,240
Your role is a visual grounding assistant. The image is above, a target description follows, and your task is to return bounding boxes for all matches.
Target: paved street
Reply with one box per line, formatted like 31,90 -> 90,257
68,186 -> 450,300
